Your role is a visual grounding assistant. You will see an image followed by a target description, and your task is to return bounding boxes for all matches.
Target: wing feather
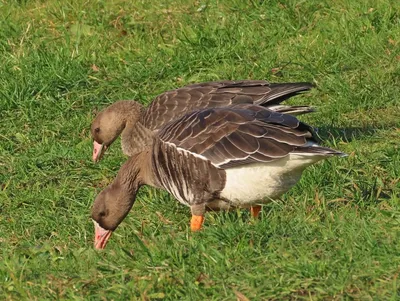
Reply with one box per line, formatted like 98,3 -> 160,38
157,104 -> 323,168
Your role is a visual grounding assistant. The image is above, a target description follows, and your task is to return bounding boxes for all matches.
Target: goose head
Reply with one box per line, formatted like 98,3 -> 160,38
91,152 -> 151,249
91,101 -> 144,162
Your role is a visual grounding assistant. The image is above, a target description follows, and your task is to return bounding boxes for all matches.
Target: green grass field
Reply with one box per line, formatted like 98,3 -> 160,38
1,0 -> 399,299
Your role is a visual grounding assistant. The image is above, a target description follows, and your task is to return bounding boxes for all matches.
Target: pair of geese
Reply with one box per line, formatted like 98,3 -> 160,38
90,80 -> 345,249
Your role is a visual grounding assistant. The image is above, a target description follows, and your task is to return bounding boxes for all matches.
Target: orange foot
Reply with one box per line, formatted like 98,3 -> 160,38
250,205 -> 261,219
190,215 -> 205,231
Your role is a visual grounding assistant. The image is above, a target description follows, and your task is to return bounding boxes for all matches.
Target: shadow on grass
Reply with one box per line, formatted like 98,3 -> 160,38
315,124 -> 395,143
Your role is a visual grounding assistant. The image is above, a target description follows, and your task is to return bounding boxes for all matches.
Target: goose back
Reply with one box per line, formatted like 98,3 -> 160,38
157,104 -> 328,169
140,80 -> 313,130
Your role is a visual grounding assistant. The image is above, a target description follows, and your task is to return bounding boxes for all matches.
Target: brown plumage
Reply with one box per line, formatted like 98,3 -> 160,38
91,104 -> 345,249
91,80 -> 315,162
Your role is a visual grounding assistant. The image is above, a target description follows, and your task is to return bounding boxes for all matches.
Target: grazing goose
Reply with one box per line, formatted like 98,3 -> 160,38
91,104 -> 345,249
91,80 -> 315,162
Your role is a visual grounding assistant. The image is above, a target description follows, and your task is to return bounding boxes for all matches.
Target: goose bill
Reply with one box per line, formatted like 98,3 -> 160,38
93,220 -> 112,249
93,141 -> 107,162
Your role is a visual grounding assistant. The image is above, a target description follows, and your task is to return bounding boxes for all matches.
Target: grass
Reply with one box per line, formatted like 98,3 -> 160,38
1,0 -> 399,299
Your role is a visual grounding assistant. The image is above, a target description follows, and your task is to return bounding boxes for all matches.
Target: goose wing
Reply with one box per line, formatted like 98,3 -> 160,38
158,104 -> 340,169
142,80 -> 313,130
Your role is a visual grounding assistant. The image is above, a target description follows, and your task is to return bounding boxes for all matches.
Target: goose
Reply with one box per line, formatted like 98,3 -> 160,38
91,80 -> 315,162
91,104 -> 345,249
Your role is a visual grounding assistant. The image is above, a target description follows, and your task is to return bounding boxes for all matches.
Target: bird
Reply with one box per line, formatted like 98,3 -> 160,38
91,103 -> 345,249
90,80 -> 315,162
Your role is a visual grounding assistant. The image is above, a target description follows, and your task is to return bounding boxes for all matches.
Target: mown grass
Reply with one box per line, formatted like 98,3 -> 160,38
1,0 -> 399,299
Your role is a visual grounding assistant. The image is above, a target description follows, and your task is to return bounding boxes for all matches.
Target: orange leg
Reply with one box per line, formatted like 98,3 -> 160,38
250,205 -> 262,219
190,215 -> 205,231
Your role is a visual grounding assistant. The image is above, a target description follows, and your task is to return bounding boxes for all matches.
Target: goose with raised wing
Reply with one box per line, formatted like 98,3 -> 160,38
91,80 -> 315,162
91,104 -> 345,249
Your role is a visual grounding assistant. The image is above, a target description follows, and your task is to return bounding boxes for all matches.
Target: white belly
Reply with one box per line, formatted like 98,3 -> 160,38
219,154 -> 324,207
